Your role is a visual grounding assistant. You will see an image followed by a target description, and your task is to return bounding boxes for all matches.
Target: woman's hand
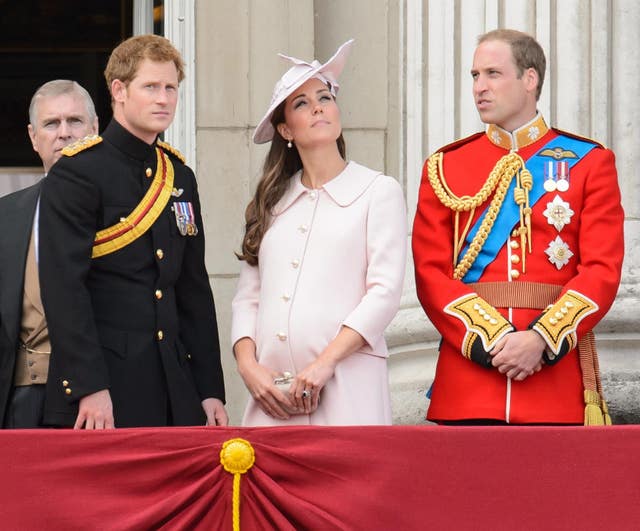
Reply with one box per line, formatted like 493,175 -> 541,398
291,326 -> 367,414
234,337 -> 297,419
290,358 -> 336,414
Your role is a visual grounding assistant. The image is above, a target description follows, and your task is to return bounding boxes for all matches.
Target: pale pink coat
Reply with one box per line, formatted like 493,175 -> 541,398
232,161 -> 407,426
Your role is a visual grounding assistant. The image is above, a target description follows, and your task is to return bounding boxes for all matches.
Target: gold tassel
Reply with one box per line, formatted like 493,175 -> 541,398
601,399 -> 612,426
584,389 -> 605,426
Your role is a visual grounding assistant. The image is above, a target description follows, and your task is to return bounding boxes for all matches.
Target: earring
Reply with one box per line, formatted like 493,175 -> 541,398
287,140 -> 292,149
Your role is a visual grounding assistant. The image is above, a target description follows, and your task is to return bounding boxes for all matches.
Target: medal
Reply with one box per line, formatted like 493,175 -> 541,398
173,201 -> 199,236
545,236 -> 574,270
543,160 -> 556,192
543,195 -> 574,231
556,161 -> 570,192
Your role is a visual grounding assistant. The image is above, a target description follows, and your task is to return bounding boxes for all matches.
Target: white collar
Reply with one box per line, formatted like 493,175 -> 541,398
273,161 -> 381,215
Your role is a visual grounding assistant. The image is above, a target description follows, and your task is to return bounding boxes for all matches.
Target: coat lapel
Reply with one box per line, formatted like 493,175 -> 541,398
0,183 -> 41,346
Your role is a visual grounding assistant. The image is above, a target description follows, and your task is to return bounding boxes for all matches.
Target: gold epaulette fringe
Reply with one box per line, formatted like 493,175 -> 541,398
61,135 -> 102,156
157,139 -> 185,163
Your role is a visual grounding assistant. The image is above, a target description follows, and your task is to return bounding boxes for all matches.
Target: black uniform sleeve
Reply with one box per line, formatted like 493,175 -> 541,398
39,158 -> 110,403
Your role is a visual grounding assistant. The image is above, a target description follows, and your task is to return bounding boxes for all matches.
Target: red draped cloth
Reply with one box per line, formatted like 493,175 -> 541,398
1,426 -> 638,530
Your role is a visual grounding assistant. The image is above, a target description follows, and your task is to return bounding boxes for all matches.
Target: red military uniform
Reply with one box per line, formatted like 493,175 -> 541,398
412,114 -> 624,424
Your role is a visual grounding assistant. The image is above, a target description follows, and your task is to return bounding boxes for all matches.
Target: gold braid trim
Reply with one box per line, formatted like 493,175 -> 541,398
427,151 -> 528,280
92,148 -> 174,258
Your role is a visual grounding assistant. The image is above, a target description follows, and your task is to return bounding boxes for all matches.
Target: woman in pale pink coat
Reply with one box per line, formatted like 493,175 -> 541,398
232,40 -> 407,426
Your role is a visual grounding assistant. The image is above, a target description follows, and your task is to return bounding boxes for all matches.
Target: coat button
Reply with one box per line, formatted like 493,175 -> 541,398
276,332 -> 287,341
156,249 -> 164,260
291,259 -> 300,268
298,225 -> 308,233
65,388 -> 72,395
510,269 -> 520,279
510,240 -> 519,249
510,254 -> 520,263
155,289 -> 163,300
146,167 -> 153,177
157,330 -> 164,340
282,294 -> 290,302
62,380 -> 69,387
308,191 -> 316,200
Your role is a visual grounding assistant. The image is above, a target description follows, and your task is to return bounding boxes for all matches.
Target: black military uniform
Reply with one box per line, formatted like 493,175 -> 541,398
39,119 -> 225,427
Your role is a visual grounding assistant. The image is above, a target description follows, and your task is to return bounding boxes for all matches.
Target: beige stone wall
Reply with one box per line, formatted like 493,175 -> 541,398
193,0 -> 640,425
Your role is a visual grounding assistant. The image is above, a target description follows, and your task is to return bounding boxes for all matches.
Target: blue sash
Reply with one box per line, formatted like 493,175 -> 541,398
461,134 -> 597,283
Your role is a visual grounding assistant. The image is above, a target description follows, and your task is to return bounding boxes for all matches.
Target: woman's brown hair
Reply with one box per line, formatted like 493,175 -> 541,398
238,100 -> 346,266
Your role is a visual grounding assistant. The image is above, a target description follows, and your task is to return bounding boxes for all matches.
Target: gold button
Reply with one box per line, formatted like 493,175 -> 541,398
187,354 -> 192,360
276,332 -> 287,341
156,249 -> 164,260
157,330 -> 164,340
62,380 -> 69,387
155,289 -> 163,300
146,167 -> 153,177
555,311 -> 564,320
510,270 -> 520,279
510,240 -> 519,250
511,230 -> 518,238
65,388 -> 72,395
549,317 -> 558,325
510,254 -> 520,264
291,259 -> 300,268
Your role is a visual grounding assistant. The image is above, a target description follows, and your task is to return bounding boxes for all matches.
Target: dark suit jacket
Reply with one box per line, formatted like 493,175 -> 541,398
39,120 -> 225,427
0,182 -> 41,423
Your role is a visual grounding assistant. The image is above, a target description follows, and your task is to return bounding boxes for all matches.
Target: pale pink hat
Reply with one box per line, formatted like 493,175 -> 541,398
253,39 -> 355,144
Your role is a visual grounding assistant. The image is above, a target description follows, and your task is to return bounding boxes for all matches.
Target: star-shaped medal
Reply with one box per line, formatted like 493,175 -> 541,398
545,236 -> 574,270
543,195 -> 574,231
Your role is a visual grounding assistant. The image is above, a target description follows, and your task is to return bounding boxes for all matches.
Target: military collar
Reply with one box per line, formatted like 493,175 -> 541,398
102,119 -> 158,161
273,161 -> 381,215
486,113 -> 549,151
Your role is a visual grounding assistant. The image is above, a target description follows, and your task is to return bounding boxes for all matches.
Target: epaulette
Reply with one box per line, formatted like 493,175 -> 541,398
157,139 -> 186,163
552,127 -> 606,149
430,131 -> 485,156
61,135 -> 102,157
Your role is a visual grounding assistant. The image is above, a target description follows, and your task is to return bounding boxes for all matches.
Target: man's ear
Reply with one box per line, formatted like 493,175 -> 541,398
27,124 -> 38,152
524,67 -> 539,95
111,79 -> 127,104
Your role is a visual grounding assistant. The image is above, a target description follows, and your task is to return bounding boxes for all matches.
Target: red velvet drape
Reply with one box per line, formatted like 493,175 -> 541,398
1,426 -> 638,530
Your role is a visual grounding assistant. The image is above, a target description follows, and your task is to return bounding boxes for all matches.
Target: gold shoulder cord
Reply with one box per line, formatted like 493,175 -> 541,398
427,151 -> 532,280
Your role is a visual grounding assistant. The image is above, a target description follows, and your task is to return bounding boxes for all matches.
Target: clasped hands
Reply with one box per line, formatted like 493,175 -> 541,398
240,357 -> 335,420
488,329 -> 547,381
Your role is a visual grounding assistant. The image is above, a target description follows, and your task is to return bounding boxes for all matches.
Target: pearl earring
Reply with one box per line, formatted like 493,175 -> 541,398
287,140 -> 292,149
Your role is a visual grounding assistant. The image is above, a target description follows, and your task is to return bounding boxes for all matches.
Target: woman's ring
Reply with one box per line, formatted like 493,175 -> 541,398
302,390 -> 311,399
